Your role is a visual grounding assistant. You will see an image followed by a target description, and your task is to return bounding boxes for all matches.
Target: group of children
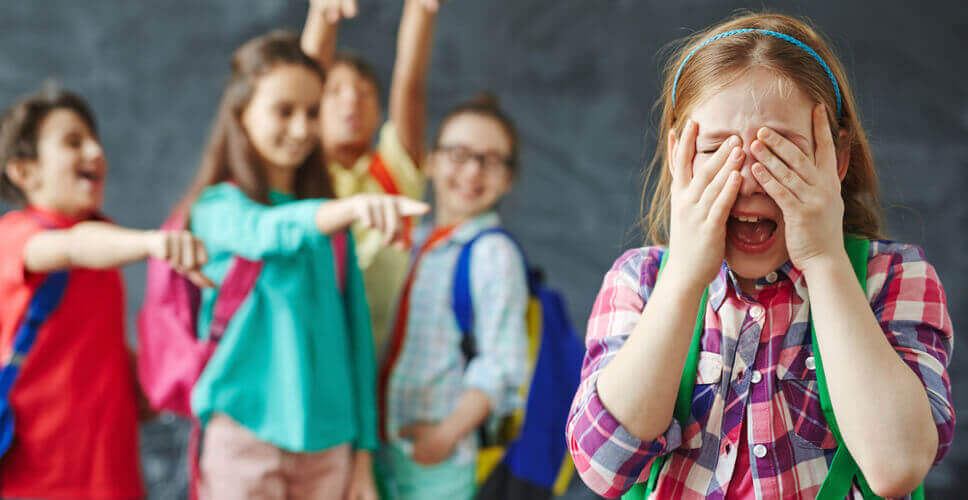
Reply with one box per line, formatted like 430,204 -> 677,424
0,2 -> 956,500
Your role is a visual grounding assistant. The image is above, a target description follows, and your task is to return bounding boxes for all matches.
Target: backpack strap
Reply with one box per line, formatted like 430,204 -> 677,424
634,250 -> 708,498
632,238 -> 925,500
452,227 -> 532,361
1,210 -> 77,390
207,257 -> 263,341
0,271 -> 70,397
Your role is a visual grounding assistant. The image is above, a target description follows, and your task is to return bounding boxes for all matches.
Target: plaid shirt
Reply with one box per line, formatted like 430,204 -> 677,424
567,241 -> 954,499
382,212 -> 529,465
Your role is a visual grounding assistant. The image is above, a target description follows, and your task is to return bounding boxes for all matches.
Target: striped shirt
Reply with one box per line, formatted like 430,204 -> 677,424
567,241 -> 954,499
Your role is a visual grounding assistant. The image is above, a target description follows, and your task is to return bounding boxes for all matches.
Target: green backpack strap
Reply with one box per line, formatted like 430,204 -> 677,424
814,236 -> 925,500
624,250 -> 708,500
625,238 -> 925,500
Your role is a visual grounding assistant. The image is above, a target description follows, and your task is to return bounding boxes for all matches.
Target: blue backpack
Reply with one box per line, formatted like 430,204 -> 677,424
452,227 -> 585,499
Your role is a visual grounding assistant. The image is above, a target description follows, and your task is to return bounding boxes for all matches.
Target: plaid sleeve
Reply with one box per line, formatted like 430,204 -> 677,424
566,247 -> 682,498
867,241 -> 955,464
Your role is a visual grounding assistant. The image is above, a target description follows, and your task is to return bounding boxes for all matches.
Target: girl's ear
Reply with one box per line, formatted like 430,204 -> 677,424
4,158 -> 39,192
835,129 -> 850,182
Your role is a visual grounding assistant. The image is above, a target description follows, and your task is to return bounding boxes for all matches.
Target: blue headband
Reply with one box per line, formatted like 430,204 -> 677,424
672,28 -> 843,116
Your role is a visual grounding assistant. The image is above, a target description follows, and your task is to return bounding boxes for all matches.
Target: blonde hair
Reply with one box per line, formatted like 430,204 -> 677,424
643,12 -> 883,245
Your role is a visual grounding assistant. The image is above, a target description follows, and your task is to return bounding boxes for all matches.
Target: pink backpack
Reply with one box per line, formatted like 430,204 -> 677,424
136,211 -> 347,498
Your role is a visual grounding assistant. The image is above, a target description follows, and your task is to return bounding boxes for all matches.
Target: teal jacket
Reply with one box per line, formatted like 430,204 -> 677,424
190,183 -> 377,452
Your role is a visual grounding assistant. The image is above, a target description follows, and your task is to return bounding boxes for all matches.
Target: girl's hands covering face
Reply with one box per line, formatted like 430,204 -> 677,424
749,104 -> 846,273
666,119 -> 744,287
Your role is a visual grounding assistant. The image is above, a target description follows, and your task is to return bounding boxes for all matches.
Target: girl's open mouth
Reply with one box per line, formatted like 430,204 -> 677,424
727,214 -> 778,254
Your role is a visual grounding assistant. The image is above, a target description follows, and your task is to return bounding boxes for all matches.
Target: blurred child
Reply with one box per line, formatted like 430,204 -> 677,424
177,31 -> 427,500
0,87 -> 209,499
377,93 -> 529,500
302,0 -> 448,353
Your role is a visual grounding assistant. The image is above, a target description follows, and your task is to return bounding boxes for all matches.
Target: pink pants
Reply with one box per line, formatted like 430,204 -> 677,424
199,414 -> 352,500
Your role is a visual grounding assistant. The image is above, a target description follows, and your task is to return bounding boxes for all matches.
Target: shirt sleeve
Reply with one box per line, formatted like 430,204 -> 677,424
342,232 -> 378,451
463,234 -> 529,419
867,242 -> 955,465
376,121 -> 426,200
190,184 -> 323,259
565,247 -> 683,499
0,213 -> 48,288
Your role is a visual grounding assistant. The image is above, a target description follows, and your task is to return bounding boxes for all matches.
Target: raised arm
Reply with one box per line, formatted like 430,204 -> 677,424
389,0 -> 444,165
301,0 -> 357,70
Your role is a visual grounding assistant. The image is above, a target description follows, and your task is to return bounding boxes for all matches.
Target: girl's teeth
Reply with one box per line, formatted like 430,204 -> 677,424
735,215 -> 761,223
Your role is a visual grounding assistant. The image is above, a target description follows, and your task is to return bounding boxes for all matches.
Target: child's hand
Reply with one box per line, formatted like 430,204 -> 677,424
666,119 -> 744,287
750,103 -> 846,273
312,0 -> 358,23
345,450 -> 378,500
417,0 -> 451,13
398,421 -> 459,465
151,231 -> 215,288
350,194 -> 430,247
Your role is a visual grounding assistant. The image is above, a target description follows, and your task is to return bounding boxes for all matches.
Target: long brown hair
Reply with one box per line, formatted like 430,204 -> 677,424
643,12 -> 883,245
179,30 -> 333,211
0,86 -> 97,205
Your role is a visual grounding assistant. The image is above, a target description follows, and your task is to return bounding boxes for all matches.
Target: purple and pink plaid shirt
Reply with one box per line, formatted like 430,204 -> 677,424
566,241 -> 954,499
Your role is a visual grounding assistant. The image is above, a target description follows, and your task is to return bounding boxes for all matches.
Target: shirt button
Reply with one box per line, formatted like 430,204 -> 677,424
751,370 -> 762,384
805,356 -> 816,370
750,305 -> 764,319
753,444 -> 768,458
765,271 -> 778,283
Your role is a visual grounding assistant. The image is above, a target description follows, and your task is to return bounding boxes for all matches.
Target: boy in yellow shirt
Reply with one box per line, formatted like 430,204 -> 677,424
302,0 -> 447,350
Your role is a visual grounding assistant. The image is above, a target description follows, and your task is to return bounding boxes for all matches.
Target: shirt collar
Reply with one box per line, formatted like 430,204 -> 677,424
328,152 -> 374,179
708,259 -> 806,312
414,211 -> 502,251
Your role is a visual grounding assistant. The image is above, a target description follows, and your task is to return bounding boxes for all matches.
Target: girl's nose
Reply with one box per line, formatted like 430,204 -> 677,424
289,113 -> 309,139
737,144 -> 764,196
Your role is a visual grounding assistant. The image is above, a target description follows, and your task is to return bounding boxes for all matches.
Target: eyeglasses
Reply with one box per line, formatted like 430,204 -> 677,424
436,144 -> 512,173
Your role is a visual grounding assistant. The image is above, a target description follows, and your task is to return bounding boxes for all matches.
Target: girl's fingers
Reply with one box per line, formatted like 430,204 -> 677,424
756,127 -> 815,185
194,238 -> 209,268
396,197 -> 431,216
370,200 -> 385,236
357,199 -> 373,228
688,136 -> 741,198
186,270 -> 215,289
751,162 -> 797,211
383,198 -> 399,246
180,232 -> 196,270
667,130 -> 684,189
709,171 -> 742,223
698,145 -> 743,209
750,140 -> 807,201
709,171 -> 743,224
812,103 -> 838,175
166,233 -> 183,272
341,0 -> 358,18
673,120 -> 699,184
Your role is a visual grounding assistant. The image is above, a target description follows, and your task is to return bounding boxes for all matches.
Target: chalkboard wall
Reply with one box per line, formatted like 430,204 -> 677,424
1,1 -> 965,498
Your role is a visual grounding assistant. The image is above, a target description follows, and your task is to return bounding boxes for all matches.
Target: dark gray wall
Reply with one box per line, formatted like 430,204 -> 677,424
1,1 -> 965,498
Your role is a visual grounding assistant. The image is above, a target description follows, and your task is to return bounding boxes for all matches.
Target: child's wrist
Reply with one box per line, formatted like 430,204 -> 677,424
800,250 -> 853,283
145,231 -> 167,260
660,256 -> 713,296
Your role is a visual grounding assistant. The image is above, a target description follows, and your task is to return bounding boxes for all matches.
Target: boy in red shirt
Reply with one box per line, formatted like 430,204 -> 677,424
0,87 -> 208,499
